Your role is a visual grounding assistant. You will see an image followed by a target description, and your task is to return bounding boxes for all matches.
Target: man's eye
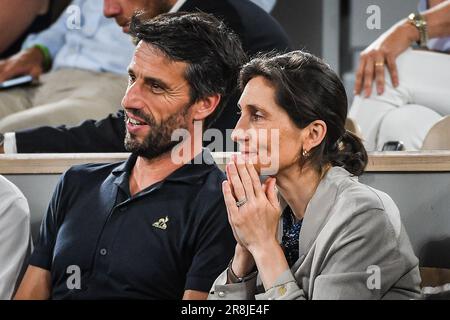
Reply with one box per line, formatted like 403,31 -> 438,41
149,83 -> 164,93
128,75 -> 136,84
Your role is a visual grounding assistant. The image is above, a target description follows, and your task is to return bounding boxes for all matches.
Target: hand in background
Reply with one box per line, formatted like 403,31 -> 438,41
0,47 -> 44,83
354,21 -> 419,98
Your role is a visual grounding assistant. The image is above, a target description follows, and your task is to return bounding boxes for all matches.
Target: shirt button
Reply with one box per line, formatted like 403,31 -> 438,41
218,291 -> 226,298
100,248 -> 107,256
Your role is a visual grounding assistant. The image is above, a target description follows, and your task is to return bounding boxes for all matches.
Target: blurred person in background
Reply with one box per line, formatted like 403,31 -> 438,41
350,1 -> 450,150
0,0 -> 50,57
0,176 -> 32,300
0,0 -> 135,133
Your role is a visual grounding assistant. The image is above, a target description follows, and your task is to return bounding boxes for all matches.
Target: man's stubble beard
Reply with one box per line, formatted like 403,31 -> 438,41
124,103 -> 192,160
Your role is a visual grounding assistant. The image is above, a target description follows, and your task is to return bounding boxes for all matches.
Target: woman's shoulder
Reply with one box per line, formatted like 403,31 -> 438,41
325,167 -> 395,209
327,167 -> 401,236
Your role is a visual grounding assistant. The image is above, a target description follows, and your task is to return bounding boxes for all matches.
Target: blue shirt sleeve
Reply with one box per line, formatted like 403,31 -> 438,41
185,190 -> 236,292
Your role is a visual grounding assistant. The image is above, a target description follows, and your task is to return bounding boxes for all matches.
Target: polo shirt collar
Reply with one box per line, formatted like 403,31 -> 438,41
111,148 -> 217,188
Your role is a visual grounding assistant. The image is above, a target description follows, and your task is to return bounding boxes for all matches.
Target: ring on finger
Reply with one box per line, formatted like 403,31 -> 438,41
236,198 -> 247,208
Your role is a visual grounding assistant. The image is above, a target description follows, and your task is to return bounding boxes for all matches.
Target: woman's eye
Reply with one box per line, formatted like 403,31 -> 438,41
251,112 -> 264,121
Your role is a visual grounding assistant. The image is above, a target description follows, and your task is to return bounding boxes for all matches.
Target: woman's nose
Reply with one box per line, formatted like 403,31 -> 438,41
231,120 -> 250,143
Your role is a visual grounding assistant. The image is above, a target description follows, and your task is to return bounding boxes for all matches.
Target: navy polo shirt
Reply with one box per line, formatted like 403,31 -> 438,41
30,150 -> 236,299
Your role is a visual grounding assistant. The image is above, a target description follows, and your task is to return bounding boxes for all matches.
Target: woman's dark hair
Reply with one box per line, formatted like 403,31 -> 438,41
129,11 -> 247,129
239,51 -> 368,176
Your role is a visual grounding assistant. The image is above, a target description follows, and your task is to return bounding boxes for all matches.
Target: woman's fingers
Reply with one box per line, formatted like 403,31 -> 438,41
227,160 -> 247,203
363,55 -> 375,97
386,54 -> 399,88
223,181 -> 245,245
354,57 -> 366,95
222,180 -> 238,218
245,160 -> 263,198
264,177 -> 280,210
225,161 -> 237,198
374,53 -> 386,95
233,155 -> 256,200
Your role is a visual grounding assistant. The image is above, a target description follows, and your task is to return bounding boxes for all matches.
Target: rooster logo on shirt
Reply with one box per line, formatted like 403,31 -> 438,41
152,216 -> 169,230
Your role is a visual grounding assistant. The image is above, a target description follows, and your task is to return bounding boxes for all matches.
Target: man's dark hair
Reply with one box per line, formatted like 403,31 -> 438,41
129,11 -> 247,129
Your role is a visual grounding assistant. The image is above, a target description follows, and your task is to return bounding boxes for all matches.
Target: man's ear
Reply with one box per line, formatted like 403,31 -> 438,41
302,120 -> 327,151
192,94 -> 221,122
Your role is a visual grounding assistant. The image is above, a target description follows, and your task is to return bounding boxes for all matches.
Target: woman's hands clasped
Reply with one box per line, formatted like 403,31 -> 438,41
222,154 -> 281,255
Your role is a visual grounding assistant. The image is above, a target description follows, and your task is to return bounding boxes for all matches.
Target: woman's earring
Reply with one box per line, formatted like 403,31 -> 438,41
302,149 -> 309,158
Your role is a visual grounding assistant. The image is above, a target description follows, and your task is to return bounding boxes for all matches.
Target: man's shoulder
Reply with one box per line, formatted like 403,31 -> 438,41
62,161 -> 125,185
197,164 -> 226,191
184,163 -> 226,215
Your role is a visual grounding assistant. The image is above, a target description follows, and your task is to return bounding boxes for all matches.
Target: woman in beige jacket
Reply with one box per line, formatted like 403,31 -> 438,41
208,51 -> 422,300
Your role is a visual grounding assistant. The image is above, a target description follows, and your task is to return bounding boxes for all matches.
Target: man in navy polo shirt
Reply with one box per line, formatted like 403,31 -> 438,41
15,12 -> 246,300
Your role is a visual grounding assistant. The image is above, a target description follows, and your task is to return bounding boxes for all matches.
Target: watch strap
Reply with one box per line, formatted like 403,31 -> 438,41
408,12 -> 428,49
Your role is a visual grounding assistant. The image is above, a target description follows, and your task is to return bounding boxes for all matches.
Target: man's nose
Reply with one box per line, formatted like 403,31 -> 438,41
103,0 -> 121,17
122,82 -> 144,110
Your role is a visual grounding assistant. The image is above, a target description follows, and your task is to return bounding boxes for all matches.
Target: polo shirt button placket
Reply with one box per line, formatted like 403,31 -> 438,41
100,248 -> 108,256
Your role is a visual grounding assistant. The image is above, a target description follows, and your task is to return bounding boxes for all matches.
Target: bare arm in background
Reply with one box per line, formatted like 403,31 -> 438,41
0,0 -> 49,54
14,266 -> 51,300
354,0 -> 450,97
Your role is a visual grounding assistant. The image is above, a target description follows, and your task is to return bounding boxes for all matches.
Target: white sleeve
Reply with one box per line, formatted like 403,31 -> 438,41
3,133 -> 17,154
0,177 -> 31,299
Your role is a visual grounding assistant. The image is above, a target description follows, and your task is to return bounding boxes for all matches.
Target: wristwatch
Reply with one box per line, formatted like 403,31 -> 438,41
407,12 -> 428,49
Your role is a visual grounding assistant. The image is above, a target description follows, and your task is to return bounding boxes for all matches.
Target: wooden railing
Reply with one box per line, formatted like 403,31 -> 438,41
1,151 -> 450,174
